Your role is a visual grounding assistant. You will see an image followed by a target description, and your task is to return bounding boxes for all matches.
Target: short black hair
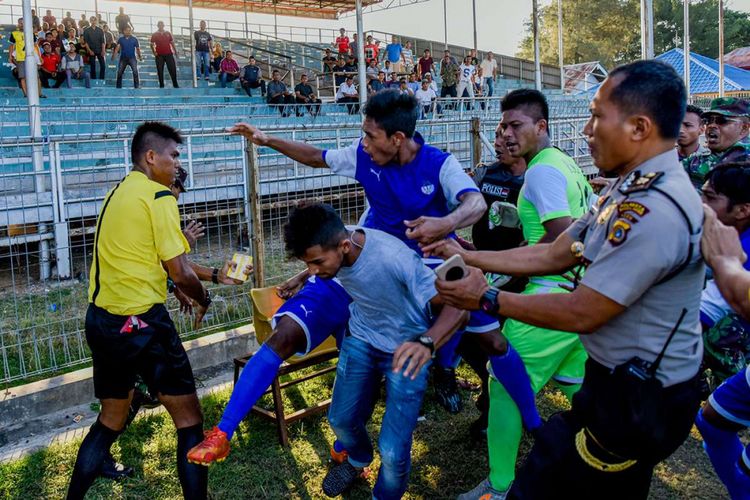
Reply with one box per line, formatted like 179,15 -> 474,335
607,60 -> 686,140
685,104 -> 703,119
284,203 -> 346,258
363,89 -> 419,138
501,88 -> 550,123
706,162 -> 750,208
131,121 -> 182,165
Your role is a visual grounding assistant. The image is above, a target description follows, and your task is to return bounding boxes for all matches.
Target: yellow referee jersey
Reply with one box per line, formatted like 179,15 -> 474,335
88,171 -> 190,316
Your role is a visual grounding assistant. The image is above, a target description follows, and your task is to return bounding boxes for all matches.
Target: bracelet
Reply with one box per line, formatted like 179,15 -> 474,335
211,267 -> 219,284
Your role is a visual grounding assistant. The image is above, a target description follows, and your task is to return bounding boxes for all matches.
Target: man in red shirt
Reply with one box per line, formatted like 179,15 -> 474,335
219,50 -> 241,88
364,35 -> 379,65
39,42 -> 64,88
43,10 -> 57,28
334,28 -> 350,56
150,21 -> 179,88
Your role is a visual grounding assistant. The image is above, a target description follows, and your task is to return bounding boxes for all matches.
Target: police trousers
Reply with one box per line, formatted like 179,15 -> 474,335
508,358 -> 702,500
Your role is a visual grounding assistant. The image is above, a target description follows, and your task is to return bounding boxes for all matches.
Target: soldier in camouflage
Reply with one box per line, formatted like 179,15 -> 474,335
683,97 -> 750,189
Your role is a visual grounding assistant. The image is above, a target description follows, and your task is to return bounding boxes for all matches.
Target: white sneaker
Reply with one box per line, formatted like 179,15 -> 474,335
457,478 -> 508,500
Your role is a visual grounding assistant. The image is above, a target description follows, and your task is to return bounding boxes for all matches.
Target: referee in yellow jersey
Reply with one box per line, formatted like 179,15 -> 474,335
67,122 -> 218,500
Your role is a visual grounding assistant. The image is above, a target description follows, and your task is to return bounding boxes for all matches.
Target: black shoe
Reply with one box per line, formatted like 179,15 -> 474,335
322,461 -> 362,497
100,454 -> 134,481
433,366 -> 462,414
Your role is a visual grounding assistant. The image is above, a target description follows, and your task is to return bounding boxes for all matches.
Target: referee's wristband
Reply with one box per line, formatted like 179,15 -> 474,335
211,267 -> 219,284
198,289 -> 212,309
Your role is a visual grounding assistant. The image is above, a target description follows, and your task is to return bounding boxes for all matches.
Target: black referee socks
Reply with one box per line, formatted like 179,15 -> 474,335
66,418 -> 122,500
177,423 -> 208,500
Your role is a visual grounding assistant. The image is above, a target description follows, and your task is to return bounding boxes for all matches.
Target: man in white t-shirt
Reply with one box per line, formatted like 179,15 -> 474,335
336,75 -> 359,114
457,55 -> 476,108
480,51 -> 498,97
415,79 -> 438,118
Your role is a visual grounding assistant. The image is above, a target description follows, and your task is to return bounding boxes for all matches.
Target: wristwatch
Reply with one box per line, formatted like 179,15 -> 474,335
211,267 -> 220,284
479,286 -> 500,316
198,289 -> 212,309
413,334 -> 435,354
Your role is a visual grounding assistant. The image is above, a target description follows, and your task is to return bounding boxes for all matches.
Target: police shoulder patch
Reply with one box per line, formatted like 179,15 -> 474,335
619,171 -> 664,194
607,219 -> 632,246
617,201 -> 650,222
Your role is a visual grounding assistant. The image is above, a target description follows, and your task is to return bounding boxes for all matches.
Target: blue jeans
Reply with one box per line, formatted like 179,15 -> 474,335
220,73 -> 238,88
196,50 -> 210,78
484,76 -> 494,97
328,335 -> 430,500
115,57 -> 139,88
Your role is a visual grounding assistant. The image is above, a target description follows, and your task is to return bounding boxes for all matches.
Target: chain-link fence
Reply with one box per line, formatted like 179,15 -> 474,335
0,113 -> 592,386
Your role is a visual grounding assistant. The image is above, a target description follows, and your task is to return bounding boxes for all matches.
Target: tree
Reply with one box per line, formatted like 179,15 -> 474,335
518,0 -> 750,69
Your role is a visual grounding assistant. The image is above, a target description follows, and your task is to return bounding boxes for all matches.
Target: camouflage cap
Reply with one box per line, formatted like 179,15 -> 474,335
703,97 -> 750,118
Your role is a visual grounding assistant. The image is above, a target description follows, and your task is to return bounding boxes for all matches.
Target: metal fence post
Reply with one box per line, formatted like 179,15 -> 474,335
470,117 -> 482,167
244,140 -> 265,288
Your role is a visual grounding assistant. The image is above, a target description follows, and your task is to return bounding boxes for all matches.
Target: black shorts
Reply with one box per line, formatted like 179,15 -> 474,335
86,303 -> 196,399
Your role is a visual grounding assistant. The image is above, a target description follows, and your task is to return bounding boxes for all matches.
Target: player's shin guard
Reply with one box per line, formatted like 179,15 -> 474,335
488,345 -> 542,431
487,378 -> 523,492
177,423 -> 208,500
217,343 -> 283,439
696,408 -> 750,499
66,418 -> 122,500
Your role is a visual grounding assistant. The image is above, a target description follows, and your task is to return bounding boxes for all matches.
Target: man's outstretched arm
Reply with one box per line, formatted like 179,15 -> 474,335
228,122 -> 327,168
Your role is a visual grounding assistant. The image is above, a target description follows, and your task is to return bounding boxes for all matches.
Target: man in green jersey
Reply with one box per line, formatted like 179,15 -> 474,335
449,89 -> 593,499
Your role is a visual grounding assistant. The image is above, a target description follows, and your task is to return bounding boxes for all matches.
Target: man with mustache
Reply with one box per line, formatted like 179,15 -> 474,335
683,98 -> 750,189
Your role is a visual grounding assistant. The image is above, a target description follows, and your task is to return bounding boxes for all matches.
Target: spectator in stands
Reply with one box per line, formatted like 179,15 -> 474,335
385,35 -> 404,73
469,48 -> 479,66
402,40 -> 414,74
398,78 -> 413,96
423,72 -> 438,93
678,104 -> 707,161
336,74 -> 359,114
102,23 -> 116,51
440,51 -> 459,98
42,21 -> 50,33
368,71 -> 386,94
350,33 -> 358,62
151,21 -> 179,88
334,57 -> 348,86
112,25 -> 142,89
58,24 -> 68,39
9,17 -> 44,98
84,16 -> 106,81
343,54 -> 358,74
31,9 -> 40,30
79,14 -> 90,32
60,43 -> 91,88
366,58 -> 380,82
417,48 -> 434,79
335,28 -> 350,56
194,21 -> 212,81
43,10 -> 57,29
383,59 -> 393,79
364,35 -> 379,65
415,79 -> 438,118
387,72 -> 400,89
240,56 -> 266,97
219,50 -> 240,88
39,42 -> 64,88
267,69 -> 295,117
294,74 -> 321,117
63,12 -> 76,30
480,51 -> 497,97
457,55 -> 476,100
407,73 -> 420,94
63,28 -> 78,52
322,48 -> 337,73
211,40 -> 224,73
115,7 -> 133,35
45,30 -> 62,55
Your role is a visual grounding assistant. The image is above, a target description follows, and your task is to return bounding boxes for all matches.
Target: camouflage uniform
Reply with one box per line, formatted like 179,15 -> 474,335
682,97 -> 750,189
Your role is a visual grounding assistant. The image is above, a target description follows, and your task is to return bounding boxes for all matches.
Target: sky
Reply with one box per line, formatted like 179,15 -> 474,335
3,0 -> 750,56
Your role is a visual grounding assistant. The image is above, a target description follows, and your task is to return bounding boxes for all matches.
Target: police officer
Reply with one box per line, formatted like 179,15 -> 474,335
683,97 -> 750,189
433,60 -> 705,498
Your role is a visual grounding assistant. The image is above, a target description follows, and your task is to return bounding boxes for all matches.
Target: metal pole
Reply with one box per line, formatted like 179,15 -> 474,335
683,0 -> 690,97
443,0 -> 448,50
168,0 -> 173,34
355,0 -> 367,113
532,0 -> 542,90
273,1 -> 278,38
22,0 -> 50,280
472,0 -> 477,51
719,0 -> 725,97
244,0 -> 249,40
188,0 -> 197,88
641,0 -> 654,59
558,0 -> 564,91
94,0 -> 99,17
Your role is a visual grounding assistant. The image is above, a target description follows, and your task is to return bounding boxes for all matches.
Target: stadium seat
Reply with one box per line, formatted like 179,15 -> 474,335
232,286 -> 338,446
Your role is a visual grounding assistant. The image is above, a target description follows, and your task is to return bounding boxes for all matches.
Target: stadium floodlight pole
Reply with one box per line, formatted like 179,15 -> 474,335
641,0 -> 654,59
188,0 -> 197,88
169,0 -> 174,34
472,0 -> 477,51
443,0 -> 448,50
244,0 -> 249,40
356,0 -> 367,115
719,0 -> 725,97
558,0 -> 564,91
94,0 -> 99,17
684,0 -> 690,97
532,0 -> 542,90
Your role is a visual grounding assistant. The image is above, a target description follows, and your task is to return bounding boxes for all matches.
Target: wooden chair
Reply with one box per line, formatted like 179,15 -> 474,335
233,286 -> 339,446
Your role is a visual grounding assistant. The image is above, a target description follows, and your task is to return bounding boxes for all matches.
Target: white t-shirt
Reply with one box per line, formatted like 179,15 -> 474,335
459,64 -> 476,83
480,58 -> 497,78
415,87 -> 437,106
336,81 -> 357,99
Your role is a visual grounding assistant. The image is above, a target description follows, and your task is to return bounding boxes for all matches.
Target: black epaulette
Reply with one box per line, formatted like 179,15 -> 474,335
618,171 -> 664,195
154,190 -> 173,200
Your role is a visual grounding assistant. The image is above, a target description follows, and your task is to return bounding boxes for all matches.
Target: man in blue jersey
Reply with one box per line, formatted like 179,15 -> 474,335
188,91 -> 541,465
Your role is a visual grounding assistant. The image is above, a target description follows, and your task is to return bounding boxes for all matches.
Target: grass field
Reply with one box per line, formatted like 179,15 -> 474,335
0,364 -> 731,499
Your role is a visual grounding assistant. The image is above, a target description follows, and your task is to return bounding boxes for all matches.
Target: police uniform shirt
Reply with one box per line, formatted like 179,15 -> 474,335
472,161 -> 524,251
88,171 -> 190,316
565,149 -> 704,386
